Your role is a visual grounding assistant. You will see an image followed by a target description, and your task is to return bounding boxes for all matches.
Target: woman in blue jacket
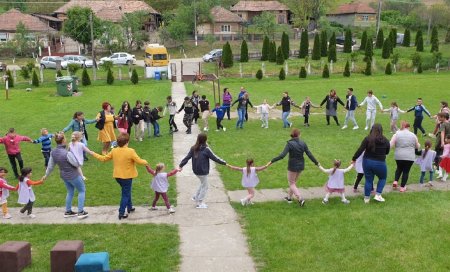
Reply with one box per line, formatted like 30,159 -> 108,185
62,111 -> 97,160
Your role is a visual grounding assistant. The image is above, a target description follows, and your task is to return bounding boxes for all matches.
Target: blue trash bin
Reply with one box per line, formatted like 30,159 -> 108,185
154,71 -> 161,80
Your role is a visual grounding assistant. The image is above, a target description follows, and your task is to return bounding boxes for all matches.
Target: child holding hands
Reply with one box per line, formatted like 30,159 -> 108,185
146,163 -> 178,213
0,167 -> 18,219
319,160 -> 353,204
415,140 -> 436,186
69,132 -> 91,180
17,167 -> 43,218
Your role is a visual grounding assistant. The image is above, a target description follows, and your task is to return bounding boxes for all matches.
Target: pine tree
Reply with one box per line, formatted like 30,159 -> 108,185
329,32 -> 336,49
269,41 -> 277,62
390,28 -> 397,48
130,68 -> 139,84
31,70 -> 39,87
328,45 -> 337,63
360,30 -> 367,51
364,60 -> 372,76
256,69 -> 263,80
382,38 -> 391,59
281,32 -> 290,59
276,46 -> 284,65
430,26 -> 439,53
416,30 -> 424,52
299,66 -> 307,78
240,40 -> 249,62
322,64 -> 330,78
385,62 -> 392,75
403,29 -> 411,47
376,29 -> 384,49
106,68 -> 114,85
222,42 -> 234,68
364,37 -> 373,61
279,67 -> 286,80
261,36 -> 270,61
299,30 -> 309,58
320,30 -> 328,57
343,60 -> 350,77
344,29 -> 352,53
312,34 -> 321,60
81,68 -> 91,86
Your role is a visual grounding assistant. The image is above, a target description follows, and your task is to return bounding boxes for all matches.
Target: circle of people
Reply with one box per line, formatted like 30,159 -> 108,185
0,87 -> 449,220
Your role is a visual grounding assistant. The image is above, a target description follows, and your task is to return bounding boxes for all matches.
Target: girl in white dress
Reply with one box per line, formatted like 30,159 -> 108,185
319,160 -> 353,204
382,102 -> 405,133
255,99 -> 274,129
17,167 -> 43,218
227,158 -> 269,206
146,163 -> 178,213
415,140 -> 437,186
69,132 -> 91,180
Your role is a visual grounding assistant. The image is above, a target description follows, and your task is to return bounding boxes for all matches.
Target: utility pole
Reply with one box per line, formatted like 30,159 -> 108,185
90,12 -> 97,80
194,0 -> 198,46
427,17 -> 432,45
376,0 -> 382,36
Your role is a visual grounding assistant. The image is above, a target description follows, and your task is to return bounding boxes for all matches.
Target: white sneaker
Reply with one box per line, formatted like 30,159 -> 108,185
3,213 -> 12,219
261,124 -> 265,128
168,207 -> 176,214
28,214 -> 36,219
341,125 -> 348,129
364,126 -> 368,130
353,126 -> 359,130
240,198 -> 247,206
215,129 -> 220,132
364,198 -> 370,204
342,199 -> 350,204
196,203 -> 208,209
223,127 -> 226,131
203,127 -> 207,131
374,194 -> 385,202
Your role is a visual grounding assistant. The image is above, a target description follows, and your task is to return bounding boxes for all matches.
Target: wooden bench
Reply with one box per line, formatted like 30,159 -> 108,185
0,241 -> 32,272
51,240 -> 84,272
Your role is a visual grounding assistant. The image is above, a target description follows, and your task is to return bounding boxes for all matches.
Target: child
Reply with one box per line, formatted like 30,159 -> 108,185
353,151 -> 364,193
150,106 -> 163,137
255,99 -> 273,129
177,96 -> 197,134
32,128 -> 54,168
407,98 -> 432,136
0,167 -> 18,219
142,101 -> 152,137
300,97 -> 319,127
0,128 -> 32,179
227,159 -> 268,206
164,96 -> 178,133
318,160 -> 353,204
211,103 -> 229,131
199,95 -> 210,131
69,132 -> 91,180
17,167 -> 43,218
383,102 -> 406,133
439,135 -> 450,181
415,140 -> 437,186
146,163 -> 178,213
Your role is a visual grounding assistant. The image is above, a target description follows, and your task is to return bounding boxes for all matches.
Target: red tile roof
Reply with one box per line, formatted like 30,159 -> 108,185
327,3 -> 376,15
230,1 -> 289,12
211,6 -> 243,23
0,9 -> 55,32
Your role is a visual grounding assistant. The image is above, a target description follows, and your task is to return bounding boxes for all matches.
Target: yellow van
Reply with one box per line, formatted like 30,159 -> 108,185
144,44 -> 169,67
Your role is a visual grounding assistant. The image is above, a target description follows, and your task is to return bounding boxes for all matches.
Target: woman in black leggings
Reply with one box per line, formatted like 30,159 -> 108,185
320,89 -> 345,126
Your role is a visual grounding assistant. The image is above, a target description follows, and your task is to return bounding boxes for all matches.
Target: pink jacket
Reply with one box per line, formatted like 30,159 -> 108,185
0,134 -> 31,155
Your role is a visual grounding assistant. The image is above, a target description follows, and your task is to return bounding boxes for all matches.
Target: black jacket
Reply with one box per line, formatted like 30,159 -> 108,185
232,97 -> 253,109
132,107 -> 144,124
142,106 -> 152,122
352,136 -> 390,162
320,95 -> 345,110
179,145 -> 226,175
271,138 -> 318,172
95,110 -> 117,130
277,96 -> 298,112
150,108 -> 162,123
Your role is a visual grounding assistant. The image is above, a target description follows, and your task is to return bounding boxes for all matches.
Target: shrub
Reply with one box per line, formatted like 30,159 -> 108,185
20,66 -> 30,81
382,38 -> 391,59
276,46 -> 284,65
278,67 -> 285,80
130,68 -> 139,84
328,32 -> 336,49
416,30 -> 424,52
240,40 -> 249,62
411,52 -> 422,68
417,62 -> 423,73
312,34 -> 321,60
281,32 -> 289,59
445,28 -> 450,44
261,36 -> 270,61
360,30 -> 367,51
390,28 -> 397,48
106,68 -> 114,85
5,69 -> 14,87
364,60 -> 372,76
403,28 -> 410,47
364,37 -> 373,61
328,45 -> 337,63
256,69 -> 263,80
343,29 -> 352,53
385,62 -> 392,75
56,70 -> 63,77
376,29 -> 384,49
31,69 -> 39,87
430,26 -> 439,53
269,41 -> 277,62
320,30 -> 328,57
343,60 -> 350,77
222,42 -> 233,68
81,68 -> 91,86
67,63 -> 80,76
299,30 -> 309,58
299,66 -> 307,78
322,64 -> 329,78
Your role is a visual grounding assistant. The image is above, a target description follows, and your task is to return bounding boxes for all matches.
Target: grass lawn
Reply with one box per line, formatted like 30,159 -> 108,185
0,79 -> 176,207
234,191 -> 450,271
186,72 -> 448,191
0,224 -> 179,272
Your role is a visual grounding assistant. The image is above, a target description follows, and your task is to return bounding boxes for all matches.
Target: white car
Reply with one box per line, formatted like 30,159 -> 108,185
40,56 -> 68,69
63,55 -> 94,68
99,52 -> 136,65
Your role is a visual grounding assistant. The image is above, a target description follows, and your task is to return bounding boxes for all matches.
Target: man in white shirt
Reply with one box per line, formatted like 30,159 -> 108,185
359,90 -> 384,130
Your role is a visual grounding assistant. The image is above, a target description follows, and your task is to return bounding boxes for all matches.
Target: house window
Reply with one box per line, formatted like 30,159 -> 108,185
221,25 -> 231,32
278,15 -> 285,24
0,33 -> 7,42
238,14 -> 242,18
362,15 -> 369,21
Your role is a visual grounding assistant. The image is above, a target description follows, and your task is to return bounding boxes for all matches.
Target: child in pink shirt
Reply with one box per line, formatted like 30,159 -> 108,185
0,128 -> 32,178
0,167 -> 18,219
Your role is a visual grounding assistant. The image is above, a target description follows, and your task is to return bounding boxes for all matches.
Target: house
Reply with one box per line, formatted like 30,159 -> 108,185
54,0 -> 161,32
32,14 -> 63,31
326,3 -> 377,27
230,1 -> 290,24
197,6 -> 244,40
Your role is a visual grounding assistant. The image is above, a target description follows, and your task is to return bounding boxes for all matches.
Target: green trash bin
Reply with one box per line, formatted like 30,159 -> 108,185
55,76 -> 74,97
71,76 -> 79,92
160,71 -> 167,80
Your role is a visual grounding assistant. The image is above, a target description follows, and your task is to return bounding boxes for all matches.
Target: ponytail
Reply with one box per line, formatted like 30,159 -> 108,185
331,160 -> 341,175
155,163 -> 165,174
246,158 -> 254,177
423,140 -> 432,159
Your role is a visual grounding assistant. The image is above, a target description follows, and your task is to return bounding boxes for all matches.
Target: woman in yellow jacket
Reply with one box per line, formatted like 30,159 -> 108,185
91,133 -> 148,220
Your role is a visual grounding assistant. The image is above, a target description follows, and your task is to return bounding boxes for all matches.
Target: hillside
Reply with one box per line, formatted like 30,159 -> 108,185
336,0 -> 444,7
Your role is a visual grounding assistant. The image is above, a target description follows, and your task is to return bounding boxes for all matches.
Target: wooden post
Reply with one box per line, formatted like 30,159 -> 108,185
4,76 -> 9,100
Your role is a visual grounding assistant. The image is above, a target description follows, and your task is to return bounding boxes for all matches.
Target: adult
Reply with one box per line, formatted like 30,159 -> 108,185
91,133 -> 148,220
269,128 -> 319,206
191,91 -> 200,124
342,88 -> 359,130
406,98 -> 431,136
389,121 -> 420,192
179,133 -> 227,209
359,90 -> 383,130
132,100 -> 145,141
274,92 -> 299,128
95,102 -> 117,155
63,111 -> 97,161
0,128 -> 31,179
430,101 -> 449,137
222,88 -> 232,120
177,96 -> 196,134
352,124 -> 390,203
232,93 -> 253,129
199,95 -> 210,131
435,112 -> 450,179
42,133 -> 88,218
320,89 -> 344,126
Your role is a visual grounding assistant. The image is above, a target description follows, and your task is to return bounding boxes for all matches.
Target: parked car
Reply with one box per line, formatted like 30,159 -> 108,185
0,61 -> 5,72
203,49 -> 222,62
63,55 -> 94,68
40,56 -> 68,69
336,36 -> 356,46
99,52 -> 136,65
396,33 -> 404,45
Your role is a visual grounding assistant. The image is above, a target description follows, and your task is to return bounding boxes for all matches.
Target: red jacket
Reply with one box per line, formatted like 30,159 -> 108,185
0,134 -> 31,155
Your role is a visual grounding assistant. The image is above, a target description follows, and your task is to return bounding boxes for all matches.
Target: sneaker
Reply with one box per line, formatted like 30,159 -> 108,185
191,196 -> 196,202
149,207 -> 158,211
364,126 -> 368,130
341,125 -> 348,129
3,213 -> 12,219
118,214 -> 128,220
173,129 -> 179,133
428,133 -> 436,138
425,182 -> 433,187
422,133 -> 427,137
240,198 -> 247,206
322,199 -> 328,204
353,126 -> 359,130
28,214 -> 36,219
399,187 -> 406,192
342,199 -> 350,204
284,196 -> 292,203
128,207 -> 135,213
196,203 -> 208,209
353,188 -> 358,193
298,199 -> 306,207
289,123 -> 293,128
374,194 -> 385,202
223,127 -> 226,131
168,207 -> 176,214
64,211 -> 77,218
392,181 -> 398,188
247,201 -> 254,205
77,210 -> 89,219
203,127 -> 207,131
364,198 -> 370,204
215,129 -> 220,132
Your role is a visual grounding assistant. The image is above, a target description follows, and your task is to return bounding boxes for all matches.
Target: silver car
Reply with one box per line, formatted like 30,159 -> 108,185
203,49 -> 222,62
40,56 -> 68,69
63,55 -> 94,68
99,52 -> 136,65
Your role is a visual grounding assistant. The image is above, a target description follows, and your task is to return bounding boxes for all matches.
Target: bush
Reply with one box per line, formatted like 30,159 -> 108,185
20,66 -> 30,81
385,62 -> 392,75
222,42 -> 233,68
278,67 -> 285,80
376,29 -> 384,49
67,63 -> 80,76
403,28 -> 411,47
416,30 -> 423,52
322,64 -> 329,78
360,30 -> 367,51
343,29 -> 352,53
430,26 -> 439,53
268,41 -> 277,62
256,69 -> 263,80
102,60 -> 113,71
411,52 -> 422,68
240,40 -> 249,62
328,45 -> 337,63
364,37 -> 373,61
106,68 -> 114,85
312,34 -> 321,60
320,30 -> 328,57
445,28 -> 450,44
299,30 -> 309,58
382,38 -> 391,59
261,36 -> 270,61
328,32 -> 336,49
299,66 -> 307,78
130,68 -> 139,85
81,68 -> 91,86
281,32 -> 289,60
31,69 -> 39,87
390,28 -> 397,48
343,60 -> 350,77
56,70 -> 63,77
417,62 -> 423,73
5,69 -> 13,88
276,46 -> 284,65
364,60 -> 372,76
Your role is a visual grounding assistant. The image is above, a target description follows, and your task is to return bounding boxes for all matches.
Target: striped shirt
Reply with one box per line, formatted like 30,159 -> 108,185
33,134 -> 54,152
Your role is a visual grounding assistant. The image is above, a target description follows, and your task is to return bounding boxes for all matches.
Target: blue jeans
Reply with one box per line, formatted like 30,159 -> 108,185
63,175 -> 86,213
116,178 -> 133,215
362,158 -> 387,197
282,111 -> 291,128
236,108 -> 246,128
144,121 -> 152,137
152,122 -> 160,136
420,171 -> 433,184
